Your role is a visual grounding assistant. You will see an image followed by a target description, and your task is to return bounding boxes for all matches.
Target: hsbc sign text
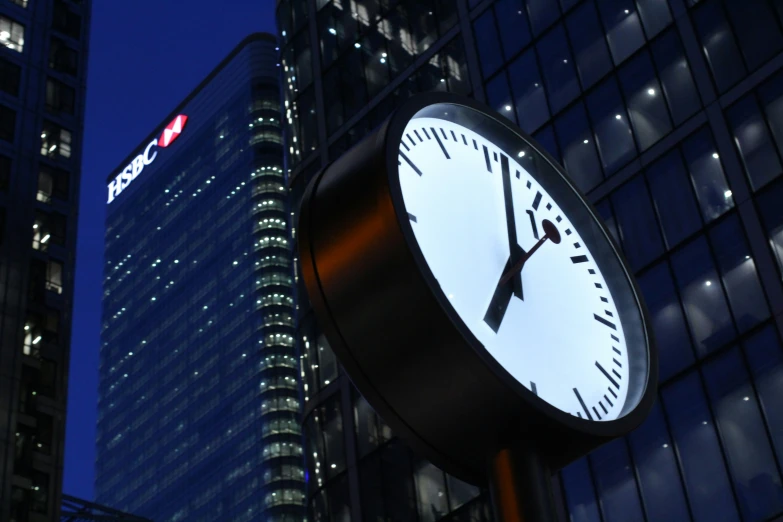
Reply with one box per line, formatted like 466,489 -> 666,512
107,115 -> 188,204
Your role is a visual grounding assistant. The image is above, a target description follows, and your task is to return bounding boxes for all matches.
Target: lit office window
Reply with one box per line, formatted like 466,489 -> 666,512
0,16 -> 25,52
40,122 -> 72,159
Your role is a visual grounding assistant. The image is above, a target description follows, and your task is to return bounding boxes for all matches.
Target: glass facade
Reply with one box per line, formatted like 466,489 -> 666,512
96,34 -> 304,521
0,0 -> 90,521
278,0 -> 783,520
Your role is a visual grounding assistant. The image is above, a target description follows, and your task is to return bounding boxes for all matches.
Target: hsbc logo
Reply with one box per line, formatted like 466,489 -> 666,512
107,115 -> 189,204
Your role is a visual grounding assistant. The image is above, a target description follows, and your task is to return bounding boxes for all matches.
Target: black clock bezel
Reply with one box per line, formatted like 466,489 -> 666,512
299,92 -> 658,485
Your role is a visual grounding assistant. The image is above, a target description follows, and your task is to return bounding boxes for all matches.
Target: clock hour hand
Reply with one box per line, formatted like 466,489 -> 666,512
483,220 -> 561,333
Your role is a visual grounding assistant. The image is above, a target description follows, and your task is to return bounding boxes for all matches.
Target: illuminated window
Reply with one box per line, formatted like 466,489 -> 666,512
40,121 -> 72,159
0,16 -> 24,52
45,260 -> 63,294
45,78 -> 75,114
11,0 -> 28,7
37,166 -> 69,203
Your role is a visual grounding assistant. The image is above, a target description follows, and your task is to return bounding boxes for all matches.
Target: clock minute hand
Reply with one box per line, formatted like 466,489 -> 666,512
500,154 -> 524,299
498,219 -> 561,287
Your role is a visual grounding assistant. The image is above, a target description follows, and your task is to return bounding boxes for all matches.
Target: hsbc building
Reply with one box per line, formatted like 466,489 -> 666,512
97,34 -> 304,521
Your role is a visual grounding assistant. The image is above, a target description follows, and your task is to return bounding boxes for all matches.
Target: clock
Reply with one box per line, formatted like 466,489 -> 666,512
299,93 -> 657,484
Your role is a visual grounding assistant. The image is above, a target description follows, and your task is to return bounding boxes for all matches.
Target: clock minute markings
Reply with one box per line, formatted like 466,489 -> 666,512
594,313 -> 616,330
596,361 -> 620,389
574,388 -> 593,420
399,151 -> 422,176
431,128 -> 450,159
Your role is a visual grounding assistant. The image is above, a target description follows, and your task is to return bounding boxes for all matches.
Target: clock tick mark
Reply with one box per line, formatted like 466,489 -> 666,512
577,411 -> 583,419
451,130 -> 458,142
611,334 -> 619,342
604,394 -> 613,407
526,210 -> 539,239
516,170 -> 521,179
594,314 -> 616,330
589,269 -> 596,274
531,381 -> 538,396
462,134 -> 468,146
574,242 -> 581,248
556,216 -> 562,222
600,296 -> 608,302
422,128 -> 431,139
399,151 -> 423,176
473,139 -> 478,150
612,368 -> 622,380
592,407 -> 602,420
483,145 -> 492,173
546,203 -> 552,210
596,361 -> 620,389
594,283 -> 603,289
571,255 -> 589,263
532,191 -> 542,210
565,228 -> 572,235
401,141 -> 410,152
407,134 -> 417,147
432,128 -> 451,159
440,128 -> 449,140
613,347 -> 621,355
407,212 -> 417,223
605,310 -> 613,317
493,151 -> 498,162
599,401 -> 608,414
414,130 -> 423,142
613,358 -> 622,368
526,180 -> 531,189
574,388 -> 593,420
608,387 -> 618,399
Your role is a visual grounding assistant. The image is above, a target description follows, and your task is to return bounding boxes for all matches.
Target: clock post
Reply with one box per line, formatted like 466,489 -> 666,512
298,92 -> 658,522
489,445 -> 558,522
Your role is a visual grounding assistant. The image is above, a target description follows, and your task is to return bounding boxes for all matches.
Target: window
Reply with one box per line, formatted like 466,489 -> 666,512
508,49 -> 548,133
611,176 -> 664,270
596,0 -> 645,65
754,178 -> 783,278
646,150 -> 702,248
37,166 -> 70,202
702,347 -> 783,520
0,154 -> 10,191
744,326 -> 783,465
0,57 -> 21,96
589,438 -> 646,522
555,102 -> 603,192
49,38 -> 78,76
681,128 -> 734,222
0,104 -> 16,142
52,0 -> 81,40
635,0 -> 671,38
670,237 -> 736,356
637,261 -> 695,381
0,16 -> 25,52
486,73 -> 515,124
494,0 -> 531,59
537,24 -> 580,113
46,260 -> 63,294
11,0 -> 28,7
45,78 -> 75,114
586,78 -> 637,173
565,1 -> 613,90
40,122 -> 72,159
473,10 -> 504,78
561,457 -> 602,522
692,0 -> 745,93
33,210 -> 67,250
619,51 -> 671,151
627,403 -> 691,521
727,95 -> 781,191
414,459 -> 449,521
662,372 -> 740,522
651,30 -> 700,126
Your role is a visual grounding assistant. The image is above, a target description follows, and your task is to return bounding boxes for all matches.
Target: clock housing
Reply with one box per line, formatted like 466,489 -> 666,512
299,92 -> 657,484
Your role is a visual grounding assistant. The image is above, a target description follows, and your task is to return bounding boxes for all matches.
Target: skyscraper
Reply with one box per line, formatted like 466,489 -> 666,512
95,33 -> 304,521
0,0 -> 91,520
278,0 -> 783,520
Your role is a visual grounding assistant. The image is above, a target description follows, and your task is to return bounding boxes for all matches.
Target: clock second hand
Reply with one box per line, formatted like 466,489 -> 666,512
498,219 -> 561,287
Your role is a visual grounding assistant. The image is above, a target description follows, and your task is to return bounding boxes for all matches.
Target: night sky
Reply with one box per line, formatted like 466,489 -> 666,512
63,0 -> 277,500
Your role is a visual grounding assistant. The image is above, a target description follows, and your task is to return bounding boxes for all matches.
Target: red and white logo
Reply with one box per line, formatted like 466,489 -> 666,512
158,115 -> 188,148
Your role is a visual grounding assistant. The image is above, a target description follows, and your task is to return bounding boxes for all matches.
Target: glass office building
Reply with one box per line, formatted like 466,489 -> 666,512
0,0 -> 91,520
277,0 -> 783,520
96,34 -> 305,521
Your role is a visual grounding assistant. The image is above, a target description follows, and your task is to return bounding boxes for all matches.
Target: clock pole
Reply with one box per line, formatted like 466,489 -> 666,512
488,444 -> 559,522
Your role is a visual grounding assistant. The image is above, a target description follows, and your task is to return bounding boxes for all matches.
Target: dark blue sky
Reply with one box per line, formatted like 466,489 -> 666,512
63,0 -> 277,500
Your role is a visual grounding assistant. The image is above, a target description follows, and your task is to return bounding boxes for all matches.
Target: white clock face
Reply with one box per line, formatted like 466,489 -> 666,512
397,115 -> 631,422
